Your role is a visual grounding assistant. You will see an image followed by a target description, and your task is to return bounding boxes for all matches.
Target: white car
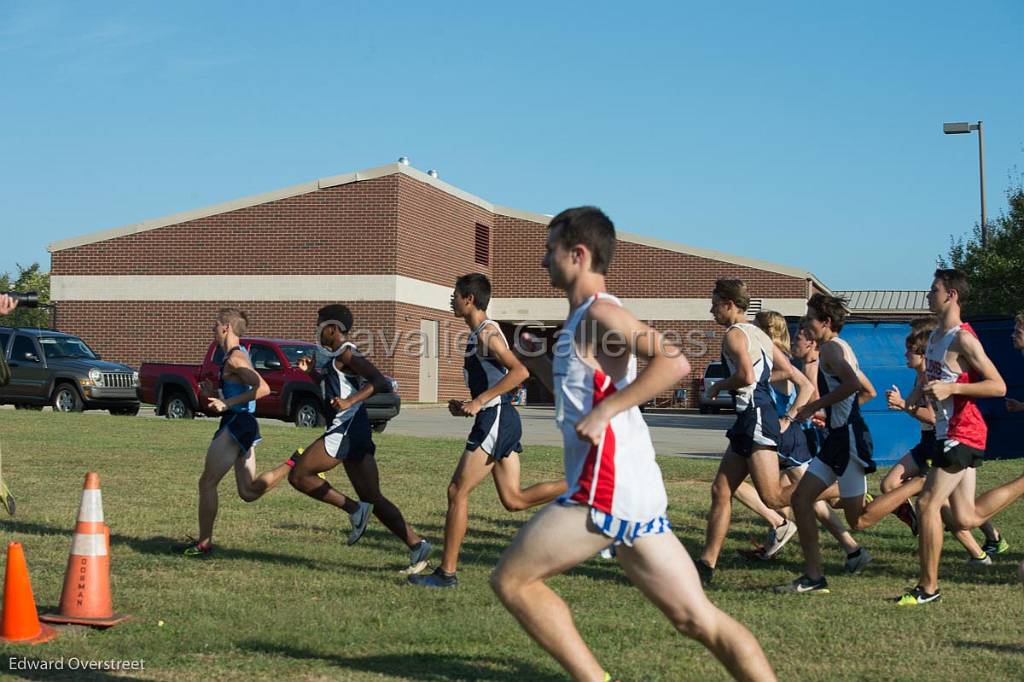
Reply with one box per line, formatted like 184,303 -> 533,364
698,361 -> 735,414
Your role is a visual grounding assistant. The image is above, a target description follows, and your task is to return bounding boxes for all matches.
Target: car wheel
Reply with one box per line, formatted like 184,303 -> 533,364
52,383 -> 84,413
371,420 -> 387,433
699,405 -> 710,414
293,398 -> 324,428
163,392 -> 194,420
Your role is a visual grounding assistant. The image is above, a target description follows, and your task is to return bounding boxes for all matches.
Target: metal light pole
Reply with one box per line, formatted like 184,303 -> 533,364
943,120 -> 987,247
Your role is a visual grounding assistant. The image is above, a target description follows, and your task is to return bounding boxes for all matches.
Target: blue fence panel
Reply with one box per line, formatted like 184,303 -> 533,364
966,319 -> 1024,461
841,319 -> 1023,466
841,322 -> 919,466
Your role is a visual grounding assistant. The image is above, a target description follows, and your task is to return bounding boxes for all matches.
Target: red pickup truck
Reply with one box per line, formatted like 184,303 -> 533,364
138,337 -> 401,430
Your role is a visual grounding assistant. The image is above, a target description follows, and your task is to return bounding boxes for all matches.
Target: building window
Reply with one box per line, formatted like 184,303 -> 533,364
474,224 -> 490,266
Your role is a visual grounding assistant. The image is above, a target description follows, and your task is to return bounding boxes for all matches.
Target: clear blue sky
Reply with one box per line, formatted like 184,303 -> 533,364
2,1 -> 1022,290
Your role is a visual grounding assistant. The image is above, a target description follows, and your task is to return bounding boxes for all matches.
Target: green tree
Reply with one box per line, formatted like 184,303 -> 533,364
0,263 -> 52,328
941,184 -> 1024,316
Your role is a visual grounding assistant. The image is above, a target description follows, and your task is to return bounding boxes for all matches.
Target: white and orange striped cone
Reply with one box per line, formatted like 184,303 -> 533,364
40,472 -> 129,628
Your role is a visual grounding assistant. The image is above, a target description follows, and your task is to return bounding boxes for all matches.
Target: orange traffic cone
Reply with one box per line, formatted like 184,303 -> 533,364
40,472 -> 129,628
1,542 -> 57,644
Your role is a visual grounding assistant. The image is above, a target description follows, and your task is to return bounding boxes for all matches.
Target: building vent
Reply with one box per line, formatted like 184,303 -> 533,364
474,224 -> 490,266
745,298 -> 763,317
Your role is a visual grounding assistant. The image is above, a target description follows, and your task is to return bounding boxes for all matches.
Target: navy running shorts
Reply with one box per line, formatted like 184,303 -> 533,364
817,418 -> 875,476
215,412 -> 262,453
466,402 -> 523,460
777,423 -> 812,471
726,403 -> 781,458
323,406 -> 376,461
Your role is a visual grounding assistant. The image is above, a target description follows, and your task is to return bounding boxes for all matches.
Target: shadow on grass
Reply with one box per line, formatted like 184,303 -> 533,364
953,640 -> 1024,655
0,657 -> 148,681
0,520 -> 321,568
241,641 -> 565,681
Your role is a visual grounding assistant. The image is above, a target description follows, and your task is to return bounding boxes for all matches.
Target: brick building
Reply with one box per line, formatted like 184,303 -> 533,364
49,161 -> 829,408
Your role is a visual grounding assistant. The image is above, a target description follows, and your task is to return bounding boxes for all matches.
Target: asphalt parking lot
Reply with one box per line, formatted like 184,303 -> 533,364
2,404 -> 733,458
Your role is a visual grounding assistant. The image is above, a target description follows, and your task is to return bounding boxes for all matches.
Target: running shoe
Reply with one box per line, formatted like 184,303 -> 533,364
599,545 -> 617,560
408,566 -> 458,589
347,501 -> 374,545
763,520 -> 797,558
176,538 -> 213,558
737,540 -> 770,561
894,501 -> 918,536
772,574 -> 829,594
895,585 -> 940,606
843,547 -> 873,575
695,559 -> 714,588
981,534 -> 1009,556
405,540 -> 432,575
966,553 -> 992,568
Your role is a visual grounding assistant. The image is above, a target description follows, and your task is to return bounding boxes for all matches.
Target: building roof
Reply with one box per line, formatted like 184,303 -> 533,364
48,161 -> 829,290
834,290 -> 929,313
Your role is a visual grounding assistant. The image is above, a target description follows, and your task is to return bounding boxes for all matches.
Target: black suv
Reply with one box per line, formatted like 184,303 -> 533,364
0,328 -> 141,415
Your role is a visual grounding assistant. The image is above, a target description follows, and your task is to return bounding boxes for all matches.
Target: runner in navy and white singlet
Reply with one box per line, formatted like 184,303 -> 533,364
410,273 -> 565,589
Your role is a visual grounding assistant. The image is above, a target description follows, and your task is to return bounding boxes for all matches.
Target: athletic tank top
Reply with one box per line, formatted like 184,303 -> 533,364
464,319 -> 511,408
819,337 -> 863,430
219,346 -> 256,414
721,323 -> 775,412
552,292 -> 667,521
925,323 -> 987,449
321,342 -> 362,427
770,382 -> 796,418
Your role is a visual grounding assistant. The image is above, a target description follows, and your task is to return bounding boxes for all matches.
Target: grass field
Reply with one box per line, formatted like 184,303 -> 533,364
1,410 -> 1023,681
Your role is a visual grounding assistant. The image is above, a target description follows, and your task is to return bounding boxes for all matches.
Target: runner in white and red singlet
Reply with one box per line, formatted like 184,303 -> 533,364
896,269 -> 1024,606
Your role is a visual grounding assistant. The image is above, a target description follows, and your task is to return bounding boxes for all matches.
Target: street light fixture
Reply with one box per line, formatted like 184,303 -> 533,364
942,120 -> 986,247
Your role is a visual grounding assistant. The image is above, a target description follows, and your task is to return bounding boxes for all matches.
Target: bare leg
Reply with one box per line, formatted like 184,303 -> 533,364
917,467 -> 967,593
947,502 -> 985,558
881,456 -> 920,494
814,500 -> 859,553
287,438 -> 357,513
344,454 -> 421,547
490,504 -> 615,681
791,472 -> 830,580
438,449 -> 496,572
849,478 -> 924,531
947,467 -> 1024,529
197,431 -> 240,546
618,533 -> 777,682
701,449 -> 749,568
734,481 -> 786,528
233,447 -> 291,502
781,467 -> 858,552
748,449 -> 795,509
492,452 -> 567,511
